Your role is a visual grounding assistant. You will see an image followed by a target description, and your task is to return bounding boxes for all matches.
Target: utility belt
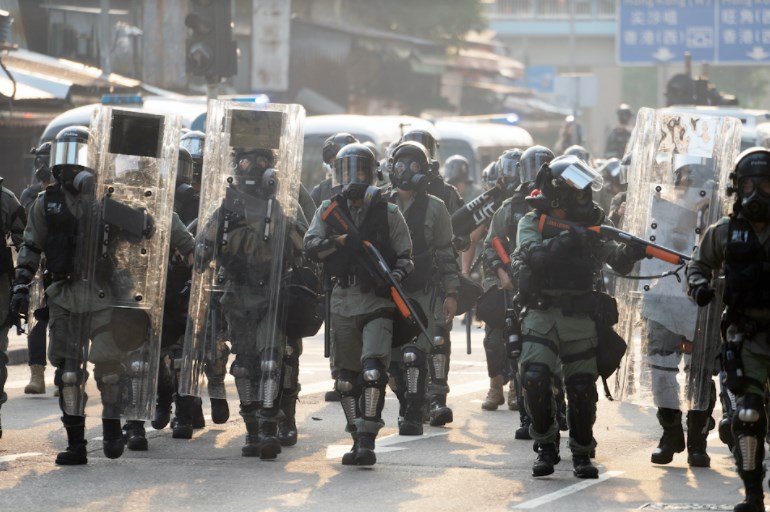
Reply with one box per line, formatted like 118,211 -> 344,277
722,307 -> 770,338
526,292 -> 596,316
49,272 -> 72,282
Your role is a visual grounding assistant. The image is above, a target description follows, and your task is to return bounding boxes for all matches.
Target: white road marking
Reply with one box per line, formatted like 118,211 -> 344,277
512,470 -> 625,509
326,431 -> 448,459
0,452 -> 42,463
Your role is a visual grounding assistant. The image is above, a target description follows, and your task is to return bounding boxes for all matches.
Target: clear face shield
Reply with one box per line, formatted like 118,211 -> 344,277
672,154 -> 714,188
554,155 -> 604,192
181,137 -> 204,161
500,157 -> 520,189
335,155 -> 375,200
520,152 -> 552,185
51,140 -> 92,170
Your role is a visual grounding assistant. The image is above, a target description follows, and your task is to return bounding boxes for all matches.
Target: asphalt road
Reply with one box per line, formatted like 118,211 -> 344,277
0,321 -> 750,511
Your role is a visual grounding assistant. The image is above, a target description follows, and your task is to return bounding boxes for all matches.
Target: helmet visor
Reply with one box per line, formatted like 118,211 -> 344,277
181,137 -> 204,159
520,152 -> 552,184
51,140 -> 91,169
334,155 -> 374,188
500,158 -> 519,180
177,156 -> 193,184
556,155 -> 604,192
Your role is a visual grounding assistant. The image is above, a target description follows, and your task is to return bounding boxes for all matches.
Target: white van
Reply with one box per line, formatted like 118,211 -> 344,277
434,121 -> 533,182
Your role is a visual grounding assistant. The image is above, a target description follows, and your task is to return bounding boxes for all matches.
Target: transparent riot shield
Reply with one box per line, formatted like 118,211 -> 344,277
88,107 -> 181,420
613,108 -> 741,411
180,101 -> 305,410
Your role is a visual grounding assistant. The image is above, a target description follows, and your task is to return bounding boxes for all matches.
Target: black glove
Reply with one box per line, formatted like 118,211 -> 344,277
10,283 -> 29,317
690,283 -> 715,307
548,227 -> 583,255
343,232 -> 363,253
622,243 -> 648,261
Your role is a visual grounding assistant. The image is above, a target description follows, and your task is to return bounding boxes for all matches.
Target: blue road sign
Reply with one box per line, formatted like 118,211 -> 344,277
525,66 -> 556,94
618,1 -> 770,65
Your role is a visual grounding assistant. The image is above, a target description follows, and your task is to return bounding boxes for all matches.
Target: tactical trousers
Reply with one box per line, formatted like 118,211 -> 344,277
0,277 -> 10,405
226,308 -> 285,357
645,319 -> 689,410
483,324 -> 512,380
48,303 -> 122,369
519,307 -> 598,456
332,311 -> 393,371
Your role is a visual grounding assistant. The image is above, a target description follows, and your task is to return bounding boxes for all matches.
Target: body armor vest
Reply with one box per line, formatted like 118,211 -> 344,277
427,177 -> 452,208
323,195 -> 396,291
505,193 -> 529,244
216,187 -> 280,289
392,193 -> 432,293
43,184 -> 78,275
724,217 -> 770,309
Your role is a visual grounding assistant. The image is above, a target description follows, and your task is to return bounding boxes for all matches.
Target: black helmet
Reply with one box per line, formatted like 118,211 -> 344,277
617,103 -> 633,125
402,129 -> 439,159
389,141 -> 431,193
30,141 -> 52,182
563,144 -> 592,165
51,125 -> 92,173
730,147 -> 770,222
481,161 -> 498,190
519,145 -> 554,185
323,132 -> 358,164
177,147 -> 194,185
334,142 -> 377,200
527,155 -> 603,222
180,130 -> 205,185
443,154 -> 471,186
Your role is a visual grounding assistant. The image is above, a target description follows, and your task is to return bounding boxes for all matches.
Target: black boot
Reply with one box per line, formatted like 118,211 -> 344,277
192,397 -> 205,429
277,395 -> 298,447
572,454 -> 599,478
210,398 -> 230,424
686,410 -> 711,468
55,415 -> 88,466
651,408 -> 685,464
242,420 -> 260,457
172,395 -> 194,439
341,430 -> 358,466
734,471 -> 765,512
532,442 -> 560,477
151,368 -> 174,430
400,393 -> 424,436
123,420 -> 148,451
719,413 -> 735,452
257,420 -> 282,460
102,418 -> 125,459
515,411 -> 532,440
429,394 -> 453,427
354,431 -> 377,466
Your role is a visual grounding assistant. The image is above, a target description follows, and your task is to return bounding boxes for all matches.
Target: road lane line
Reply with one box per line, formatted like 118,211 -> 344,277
0,452 -> 42,463
512,470 -> 624,509
326,431 -> 448,459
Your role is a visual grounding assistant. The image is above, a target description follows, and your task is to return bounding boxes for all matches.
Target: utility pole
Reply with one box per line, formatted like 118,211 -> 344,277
142,0 -> 188,89
100,0 -> 111,74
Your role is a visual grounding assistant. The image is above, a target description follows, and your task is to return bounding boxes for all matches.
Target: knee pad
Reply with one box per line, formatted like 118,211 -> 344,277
282,352 -> 300,396
733,393 -> 768,473
430,336 -> 449,381
95,370 -> 127,418
522,363 -> 554,435
565,373 -> 598,446
336,369 -> 361,427
205,340 -> 231,378
259,349 -> 282,409
230,356 -> 259,404
402,347 -> 426,396
55,367 -> 88,415
361,359 -> 388,421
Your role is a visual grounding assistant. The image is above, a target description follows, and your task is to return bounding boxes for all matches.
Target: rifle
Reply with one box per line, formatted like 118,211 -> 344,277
451,186 -> 505,238
320,200 -> 431,343
537,214 -> 691,265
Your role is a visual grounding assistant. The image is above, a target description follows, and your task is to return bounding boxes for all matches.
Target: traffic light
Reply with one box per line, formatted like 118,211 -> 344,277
185,0 -> 237,79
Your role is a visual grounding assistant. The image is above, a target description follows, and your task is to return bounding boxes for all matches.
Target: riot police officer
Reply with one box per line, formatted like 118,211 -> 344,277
444,154 -> 483,203
511,155 -> 646,478
686,147 -> 770,512
478,148 -> 526,412
605,104 -> 633,159
304,142 -> 413,466
387,141 -> 459,436
310,132 -> 359,206
20,142 -> 52,395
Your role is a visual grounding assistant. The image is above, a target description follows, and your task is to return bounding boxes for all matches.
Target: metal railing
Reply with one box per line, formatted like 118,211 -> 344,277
484,0 -> 616,19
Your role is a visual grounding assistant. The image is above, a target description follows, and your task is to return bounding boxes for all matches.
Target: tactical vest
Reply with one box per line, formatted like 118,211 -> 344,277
216,188 -> 281,289
724,217 -> 770,309
427,177 -> 452,208
392,193 -> 432,293
505,193 -> 529,243
323,195 -> 396,291
42,184 -> 78,275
